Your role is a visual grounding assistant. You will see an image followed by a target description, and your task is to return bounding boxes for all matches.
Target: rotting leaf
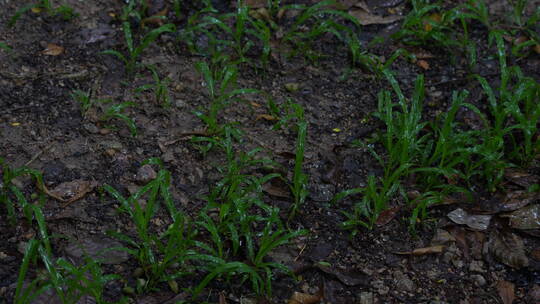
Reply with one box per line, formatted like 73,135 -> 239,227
42,43 -> 64,56
490,230 -> 529,269
348,8 -> 403,25
505,204 -> 540,230
263,178 -> 291,198
447,208 -> 491,230
376,206 -> 400,226
499,191 -> 540,212
316,264 -> 368,286
256,114 -> 277,121
287,289 -> 323,304
395,245 -> 445,256
496,280 -> 515,304
504,168 -> 539,188
430,229 -> 455,246
45,179 -> 98,206
416,59 -> 430,70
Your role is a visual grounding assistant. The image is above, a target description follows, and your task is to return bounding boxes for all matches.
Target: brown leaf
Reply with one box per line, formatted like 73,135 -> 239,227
431,229 -> 455,246
263,178 -> 291,198
504,168 -> 539,188
219,292 -> 227,304
45,180 -> 98,206
42,43 -> 64,56
531,248 -> 540,261
375,206 -> 400,226
535,44 -> 540,54
447,208 -> 491,230
505,204 -> 540,230
395,245 -> 445,256
288,291 -> 322,304
490,230 -> 529,269
416,59 -> 430,70
496,280 -> 515,304
316,264 -> 368,286
348,8 -> 402,25
256,114 -> 277,121
500,191 -> 540,212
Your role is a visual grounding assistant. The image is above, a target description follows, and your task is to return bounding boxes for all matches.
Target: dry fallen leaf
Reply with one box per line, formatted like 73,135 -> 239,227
447,208 -> 491,230
256,114 -> 277,121
44,179 -> 98,206
376,206 -> 400,226
288,290 -> 323,304
497,280 -> 515,304
490,230 -> 529,269
42,43 -> 64,56
416,59 -> 430,70
505,204 -> 540,230
396,245 -> 445,256
348,8 -> 403,26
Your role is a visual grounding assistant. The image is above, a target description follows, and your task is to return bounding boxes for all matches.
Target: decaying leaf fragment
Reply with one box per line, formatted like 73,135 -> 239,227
42,43 -> 64,56
44,179 -> 98,206
505,204 -> 540,230
395,245 -> 445,256
288,290 -> 323,304
447,208 -> 491,230
348,8 -> 403,26
496,280 -> 515,304
490,231 -> 529,269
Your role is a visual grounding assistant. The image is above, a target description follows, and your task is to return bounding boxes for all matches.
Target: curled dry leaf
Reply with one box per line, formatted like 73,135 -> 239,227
45,179 -> 98,206
42,43 -> 64,56
490,231 -> 529,269
395,245 -> 445,256
505,204 -> 540,230
348,8 -> 403,25
288,290 -> 323,304
504,168 -> 539,188
256,114 -> 277,121
447,208 -> 491,230
430,229 -> 455,246
496,280 -> 515,304
499,191 -> 540,212
375,206 -> 400,226
416,59 -> 430,70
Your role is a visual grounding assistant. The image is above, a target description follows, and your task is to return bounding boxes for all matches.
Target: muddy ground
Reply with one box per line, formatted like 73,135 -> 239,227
1,0 -> 540,303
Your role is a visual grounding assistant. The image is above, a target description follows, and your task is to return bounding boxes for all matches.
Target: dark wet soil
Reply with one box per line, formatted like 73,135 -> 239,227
2,0 -> 540,303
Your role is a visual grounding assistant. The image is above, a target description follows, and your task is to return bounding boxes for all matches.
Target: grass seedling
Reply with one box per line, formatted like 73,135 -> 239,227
195,55 -> 258,135
289,106 -> 308,219
0,42 -> 11,52
135,65 -> 172,107
100,101 -> 138,137
0,158 -> 45,226
102,22 -> 175,77
14,237 -> 119,304
279,0 -> 361,62
190,126 -> 304,297
9,0 -> 76,27
334,71 -> 428,231
104,160 -> 198,292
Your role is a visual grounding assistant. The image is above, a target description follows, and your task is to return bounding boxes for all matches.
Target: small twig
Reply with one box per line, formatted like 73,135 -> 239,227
25,143 -> 54,166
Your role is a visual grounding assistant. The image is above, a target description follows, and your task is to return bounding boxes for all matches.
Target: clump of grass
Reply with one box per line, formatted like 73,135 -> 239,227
9,0 -> 76,27
104,159 -> 198,293
194,54 -> 258,136
190,126 -> 305,298
135,65 -> 172,108
0,159 -> 45,226
102,22 -> 175,77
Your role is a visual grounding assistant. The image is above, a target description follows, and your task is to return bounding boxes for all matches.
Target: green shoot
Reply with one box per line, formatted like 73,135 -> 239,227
135,65 -> 172,107
102,22 -> 175,77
